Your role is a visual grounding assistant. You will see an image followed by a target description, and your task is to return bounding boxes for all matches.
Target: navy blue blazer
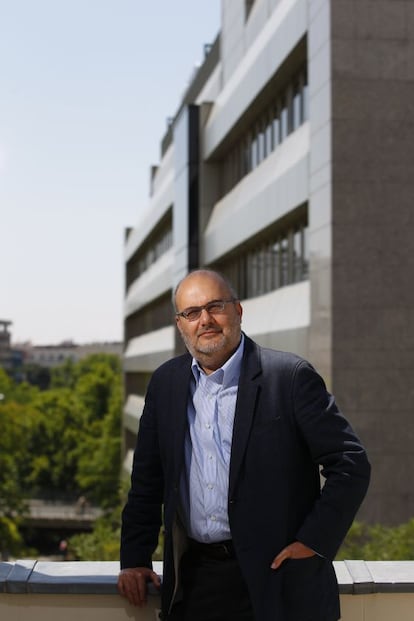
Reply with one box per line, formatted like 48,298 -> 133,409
121,335 -> 370,621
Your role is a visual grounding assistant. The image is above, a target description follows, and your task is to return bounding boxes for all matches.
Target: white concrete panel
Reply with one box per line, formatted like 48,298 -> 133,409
124,326 -> 174,358
123,326 -> 175,373
252,327 -> 309,359
124,409 -> 141,437
309,183 -> 332,231
309,0 -> 327,22
152,144 -> 174,195
309,80 -> 331,134
124,249 -> 173,317
308,222 -> 332,263
123,394 -> 145,418
123,350 -> 174,374
203,124 -> 309,264
125,149 -> 174,262
310,122 -> 331,177
308,0 -> 330,60
122,449 -> 134,475
204,0 -> 307,158
196,63 -> 222,104
241,280 -> 310,336
123,395 -> 144,436
245,0 -> 270,49
309,161 -> 331,194
221,0 -> 245,83
308,40 -> 331,99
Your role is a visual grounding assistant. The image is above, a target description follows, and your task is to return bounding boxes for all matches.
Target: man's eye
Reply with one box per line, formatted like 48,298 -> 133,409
186,309 -> 199,319
207,303 -> 222,313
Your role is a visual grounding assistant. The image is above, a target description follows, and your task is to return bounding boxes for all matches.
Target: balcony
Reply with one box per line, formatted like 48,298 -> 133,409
1,559 -> 414,620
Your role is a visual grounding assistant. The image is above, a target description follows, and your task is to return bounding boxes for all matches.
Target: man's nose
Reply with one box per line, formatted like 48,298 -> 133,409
199,307 -> 214,322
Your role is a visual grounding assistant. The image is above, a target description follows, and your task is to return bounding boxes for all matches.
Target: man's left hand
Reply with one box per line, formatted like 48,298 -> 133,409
271,541 -> 316,570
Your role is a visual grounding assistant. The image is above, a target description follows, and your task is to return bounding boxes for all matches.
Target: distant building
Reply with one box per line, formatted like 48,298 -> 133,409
26,341 -> 123,368
0,320 -> 13,372
123,0 -> 414,525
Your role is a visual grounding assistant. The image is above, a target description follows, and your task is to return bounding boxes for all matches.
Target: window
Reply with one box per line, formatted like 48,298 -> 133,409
126,214 -> 173,288
280,96 -> 288,141
214,207 -> 309,299
219,64 -> 309,198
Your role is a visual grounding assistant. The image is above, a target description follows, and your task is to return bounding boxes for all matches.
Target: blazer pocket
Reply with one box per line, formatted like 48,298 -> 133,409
281,557 -> 339,621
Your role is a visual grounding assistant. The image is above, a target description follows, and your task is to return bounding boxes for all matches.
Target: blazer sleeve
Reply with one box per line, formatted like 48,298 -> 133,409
120,375 -> 164,569
292,360 -> 371,559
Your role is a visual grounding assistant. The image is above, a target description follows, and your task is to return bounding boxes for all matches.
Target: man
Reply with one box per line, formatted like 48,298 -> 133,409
118,269 -> 370,620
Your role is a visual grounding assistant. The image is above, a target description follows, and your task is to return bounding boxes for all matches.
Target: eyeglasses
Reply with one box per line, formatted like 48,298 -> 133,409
175,299 -> 237,322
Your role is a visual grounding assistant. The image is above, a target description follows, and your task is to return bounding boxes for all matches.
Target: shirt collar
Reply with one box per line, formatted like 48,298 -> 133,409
191,333 -> 245,388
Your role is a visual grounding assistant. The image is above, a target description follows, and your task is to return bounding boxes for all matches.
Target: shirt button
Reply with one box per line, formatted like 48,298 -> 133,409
207,484 -> 213,490
208,454 -> 213,460
210,515 -> 217,521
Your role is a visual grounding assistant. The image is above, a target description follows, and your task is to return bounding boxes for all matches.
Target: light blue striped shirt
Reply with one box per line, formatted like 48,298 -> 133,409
180,335 -> 244,543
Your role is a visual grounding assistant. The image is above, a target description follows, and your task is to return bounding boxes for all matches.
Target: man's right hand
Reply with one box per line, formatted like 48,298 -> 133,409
117,567 -> 161,607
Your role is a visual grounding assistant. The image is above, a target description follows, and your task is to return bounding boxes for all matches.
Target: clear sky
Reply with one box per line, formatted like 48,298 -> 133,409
0,0 -> 220,345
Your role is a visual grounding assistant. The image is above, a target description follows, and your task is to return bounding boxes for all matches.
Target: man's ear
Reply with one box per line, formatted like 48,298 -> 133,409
236,302 -> 243,322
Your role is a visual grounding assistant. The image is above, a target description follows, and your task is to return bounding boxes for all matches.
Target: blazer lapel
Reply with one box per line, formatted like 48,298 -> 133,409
228,336 -> 262,499
170,355 -> 192,483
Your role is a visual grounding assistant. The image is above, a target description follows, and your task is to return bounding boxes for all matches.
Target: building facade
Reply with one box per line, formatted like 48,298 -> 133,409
123,0 -> 414,525
27,341 -> 123,368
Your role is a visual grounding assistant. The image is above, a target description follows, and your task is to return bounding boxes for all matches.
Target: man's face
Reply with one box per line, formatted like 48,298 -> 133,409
175,272 -> 243,373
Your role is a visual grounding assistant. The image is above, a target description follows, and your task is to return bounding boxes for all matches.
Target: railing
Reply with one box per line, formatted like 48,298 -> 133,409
1,559 -> 414,620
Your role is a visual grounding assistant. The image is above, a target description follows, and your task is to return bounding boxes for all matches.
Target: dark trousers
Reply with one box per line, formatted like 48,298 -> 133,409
168,542 -> 254,621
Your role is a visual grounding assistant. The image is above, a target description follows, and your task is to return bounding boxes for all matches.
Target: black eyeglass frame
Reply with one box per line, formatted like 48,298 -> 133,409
175,298 -> 238,322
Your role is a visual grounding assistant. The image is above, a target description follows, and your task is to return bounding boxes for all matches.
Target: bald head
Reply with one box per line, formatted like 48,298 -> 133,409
174,270 -> 237,309
174,270 -> 242,374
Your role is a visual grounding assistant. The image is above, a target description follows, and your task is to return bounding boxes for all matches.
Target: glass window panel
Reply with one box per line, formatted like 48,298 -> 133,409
280,237 -> 289,286
302,225 -> 309,279
258,121 -> 265,163
265,114 -> 273,155
264,243 -> 273,293
293,83 -> 301,131
280,100 -> 288,141
302,83 -> 309,122
250,132 -> 258,170
271,240 -> 280,290
242,138 -> 250,175
273,105 -> 280,147
293,228 -> 303,282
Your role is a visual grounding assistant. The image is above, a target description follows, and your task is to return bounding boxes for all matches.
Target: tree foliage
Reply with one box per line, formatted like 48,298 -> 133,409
337,519 -> 414,561
0,355 -> 122,557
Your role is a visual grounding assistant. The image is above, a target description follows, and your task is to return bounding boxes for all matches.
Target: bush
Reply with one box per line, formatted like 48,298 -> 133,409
336,519 -> 414,560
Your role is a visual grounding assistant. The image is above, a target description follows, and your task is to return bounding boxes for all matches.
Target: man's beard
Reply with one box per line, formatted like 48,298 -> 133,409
181,331 -> 226,358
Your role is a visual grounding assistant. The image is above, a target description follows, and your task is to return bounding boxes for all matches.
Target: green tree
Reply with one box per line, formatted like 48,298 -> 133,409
0,398 -> 32,557
0,355 -> 123,556
337,519 -> 414,560
74,357 -> 122,507
49,358 -> 76,389
25,388 -> 83,496
69,509 -> 122,561
22,363 -> 51,390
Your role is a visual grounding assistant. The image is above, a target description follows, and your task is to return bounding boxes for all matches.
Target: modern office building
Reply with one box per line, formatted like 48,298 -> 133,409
123,0 -> 414,525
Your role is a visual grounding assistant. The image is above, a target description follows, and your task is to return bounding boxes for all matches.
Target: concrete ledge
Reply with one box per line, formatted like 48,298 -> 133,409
0,561 -> 162,595
1,560 -> 414,595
